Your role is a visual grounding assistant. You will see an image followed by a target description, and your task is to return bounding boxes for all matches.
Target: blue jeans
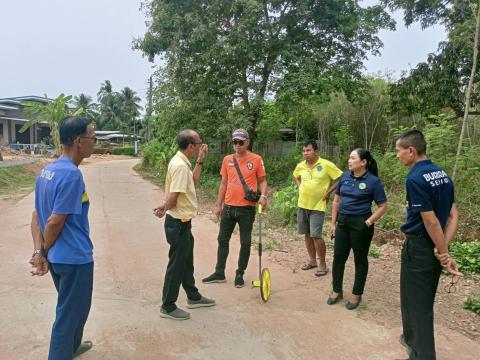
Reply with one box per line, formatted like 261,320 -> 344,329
49,262 -> 94,360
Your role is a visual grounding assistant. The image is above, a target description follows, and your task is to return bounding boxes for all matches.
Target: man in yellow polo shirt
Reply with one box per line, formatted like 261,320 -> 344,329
293,140 -> 342,277
153,129 -> 216,320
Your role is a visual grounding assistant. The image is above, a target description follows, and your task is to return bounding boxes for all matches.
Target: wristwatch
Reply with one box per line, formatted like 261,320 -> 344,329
197,162 -> 204,165
365,219 -> 373,227
33,249 -> 43,256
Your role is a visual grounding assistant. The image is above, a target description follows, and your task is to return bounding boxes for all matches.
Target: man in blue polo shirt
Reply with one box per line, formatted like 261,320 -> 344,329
30,116 -> 96,359
395,130 -> 462,360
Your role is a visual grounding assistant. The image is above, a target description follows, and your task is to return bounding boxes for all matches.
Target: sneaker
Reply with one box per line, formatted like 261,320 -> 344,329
202,273 -> 226,283
160,307 -> 190,320
234,273 -> 244,288
73,341 -> 93,358
186,296 -> 216,309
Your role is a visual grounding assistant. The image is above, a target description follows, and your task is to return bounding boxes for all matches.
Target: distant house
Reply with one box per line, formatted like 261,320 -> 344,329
0,96 -> 51,146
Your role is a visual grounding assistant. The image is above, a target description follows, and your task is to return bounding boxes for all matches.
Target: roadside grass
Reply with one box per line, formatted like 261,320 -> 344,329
0,165 -> 38,200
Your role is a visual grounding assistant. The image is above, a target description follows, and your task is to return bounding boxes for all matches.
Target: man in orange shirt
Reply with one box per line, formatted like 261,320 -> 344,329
203,129 -> 267,288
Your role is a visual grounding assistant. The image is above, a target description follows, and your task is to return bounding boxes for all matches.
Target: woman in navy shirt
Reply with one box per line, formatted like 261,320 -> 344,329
327,148 -> 388,310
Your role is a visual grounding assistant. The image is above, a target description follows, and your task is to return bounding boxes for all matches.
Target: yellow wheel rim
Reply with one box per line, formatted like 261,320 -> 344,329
260,268 -> 271,302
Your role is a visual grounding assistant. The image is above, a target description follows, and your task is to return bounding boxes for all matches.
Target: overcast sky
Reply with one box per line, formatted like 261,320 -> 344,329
0,0 -> 446,105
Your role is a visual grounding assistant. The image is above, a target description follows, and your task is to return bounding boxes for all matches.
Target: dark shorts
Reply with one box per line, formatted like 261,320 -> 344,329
297,208 -> 325,238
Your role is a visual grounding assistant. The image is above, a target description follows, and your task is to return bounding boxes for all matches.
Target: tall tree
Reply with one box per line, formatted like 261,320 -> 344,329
97,80 -> 121,130
119,87 -> 143,136
384,0 -> 480,179
136,0 -> 394,144
74,93 -> 98,119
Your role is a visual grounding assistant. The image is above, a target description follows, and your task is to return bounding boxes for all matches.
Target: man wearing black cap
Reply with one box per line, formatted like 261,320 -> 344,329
202,129 -> 267,287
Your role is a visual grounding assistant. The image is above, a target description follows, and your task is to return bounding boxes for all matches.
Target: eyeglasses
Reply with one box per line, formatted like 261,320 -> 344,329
79,136 -> 97,144
444,275 -> 459,294
233,140 -> 245,146
192,142 -> 202,146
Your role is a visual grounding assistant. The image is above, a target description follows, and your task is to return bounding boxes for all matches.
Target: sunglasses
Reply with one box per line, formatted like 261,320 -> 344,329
233,140 -> 245,146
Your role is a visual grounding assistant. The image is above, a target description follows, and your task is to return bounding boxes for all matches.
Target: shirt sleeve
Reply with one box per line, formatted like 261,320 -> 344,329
373,179 -> 387,205
52,174 -> 83,215
406,177 -> 433,212
256,156 -> 267,177
326,161 -> 343,181
168,165 -> 189,193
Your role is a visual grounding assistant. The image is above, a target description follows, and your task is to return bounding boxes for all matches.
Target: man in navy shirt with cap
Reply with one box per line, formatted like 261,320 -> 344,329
395,129 -> 462,360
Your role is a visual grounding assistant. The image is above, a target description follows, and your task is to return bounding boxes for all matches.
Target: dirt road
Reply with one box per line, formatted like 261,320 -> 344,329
0,158 -> 478,359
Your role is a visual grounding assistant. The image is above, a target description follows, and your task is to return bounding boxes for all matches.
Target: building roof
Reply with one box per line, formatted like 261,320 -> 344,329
0,95 -> 51,103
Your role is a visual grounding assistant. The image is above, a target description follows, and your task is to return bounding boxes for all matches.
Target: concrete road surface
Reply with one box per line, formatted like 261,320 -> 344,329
0,158 -> 478,359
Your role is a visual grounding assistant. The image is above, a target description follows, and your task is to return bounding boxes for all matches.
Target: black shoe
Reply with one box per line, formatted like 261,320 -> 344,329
326,291 -> 343,305
234,273 -> 244,288
202,273 -> 226,284
346,296 -> 362,310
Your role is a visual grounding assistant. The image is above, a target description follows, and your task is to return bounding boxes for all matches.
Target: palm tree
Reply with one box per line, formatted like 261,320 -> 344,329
74,93 -> 98,119
97,80 -> 121,130
119,87 -> 143,139
20,94 -> 82,156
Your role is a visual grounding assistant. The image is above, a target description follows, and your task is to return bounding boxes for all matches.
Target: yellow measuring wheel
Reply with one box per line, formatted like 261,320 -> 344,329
251,204 -> 271,302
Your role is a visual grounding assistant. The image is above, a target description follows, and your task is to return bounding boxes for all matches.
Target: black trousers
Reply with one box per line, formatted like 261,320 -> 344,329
401,234 -> 442,360
332,213 -> 374,295
215,205 -> 256,276
162,214 -> 201,312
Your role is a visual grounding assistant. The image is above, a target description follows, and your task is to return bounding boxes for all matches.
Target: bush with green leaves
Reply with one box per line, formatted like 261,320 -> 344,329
449,241 -> 480,275
270,182 -> 298,225
141,138 -> 177,176
113,146 -> 135,156
464,294 -> 480,315
369,244 -> 380,258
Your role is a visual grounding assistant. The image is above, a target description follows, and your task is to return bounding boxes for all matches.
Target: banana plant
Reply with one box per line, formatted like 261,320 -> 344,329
20,94 -> 83,156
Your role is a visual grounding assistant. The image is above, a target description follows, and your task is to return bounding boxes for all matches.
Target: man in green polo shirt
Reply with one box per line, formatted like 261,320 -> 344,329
293,140 -> 342,276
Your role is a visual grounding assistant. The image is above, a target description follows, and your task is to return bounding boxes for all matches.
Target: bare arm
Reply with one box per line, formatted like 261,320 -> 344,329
43,214 -> 67,252
213,176 -> 228,218
323,180 -> 339,202
329,194 -> 341,238
367,202 -> 388,225
257,176 -> 267,207
193,144 -> 208,186
293,176 -> 300,187
444,203 -> 459,247
153,192 -> 181,219
29,211 -> 49,276
31,210 -> 44,252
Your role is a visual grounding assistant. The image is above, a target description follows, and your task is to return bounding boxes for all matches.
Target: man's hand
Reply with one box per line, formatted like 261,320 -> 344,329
444,257 -> 463,277
153,204 -> 167,219
434,248 -> 450,265
258,196 -> 267,209
198,144 -> 208,162
329,223 -> 336,239
29,253 -> 49,276
322,192 -> 331,204
213,205 -> 222,220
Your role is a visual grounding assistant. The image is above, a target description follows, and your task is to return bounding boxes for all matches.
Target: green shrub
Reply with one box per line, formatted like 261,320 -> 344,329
369,244 -> 380,258
463,294 -> 480,315
270,182 -> 298,225
141,139 -> 177,176
449,241 -> 480,275
113,146 -> 135,156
